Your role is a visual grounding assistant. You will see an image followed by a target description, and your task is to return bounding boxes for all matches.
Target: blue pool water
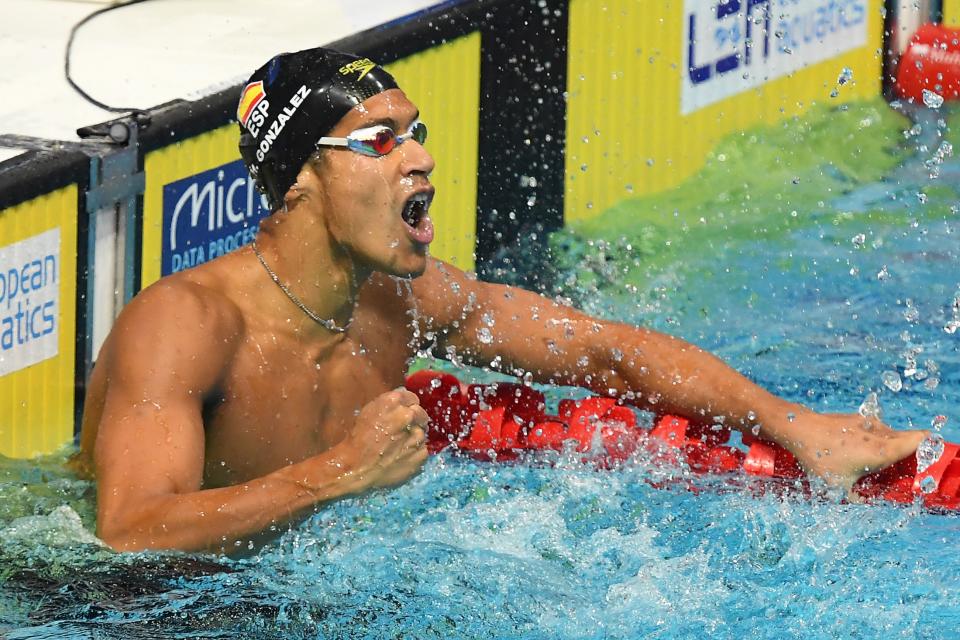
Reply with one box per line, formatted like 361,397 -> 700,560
2,104 -> 959,638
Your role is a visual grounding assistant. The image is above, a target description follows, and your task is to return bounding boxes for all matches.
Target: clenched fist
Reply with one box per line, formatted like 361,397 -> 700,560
336,389 -> 430,491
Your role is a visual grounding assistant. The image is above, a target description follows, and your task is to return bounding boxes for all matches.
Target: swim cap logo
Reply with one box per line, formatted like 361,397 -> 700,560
237,81 -> 270,136
339,58 -> 377,80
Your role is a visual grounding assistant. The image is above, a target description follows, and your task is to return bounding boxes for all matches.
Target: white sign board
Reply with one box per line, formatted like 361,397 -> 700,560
0,228 -> 61,376
682,0 -> 869,114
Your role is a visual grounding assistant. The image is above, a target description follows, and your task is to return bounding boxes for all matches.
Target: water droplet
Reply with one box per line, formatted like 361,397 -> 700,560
858,392 -> 882,419
876,265 -> 890,281
917,434 -> 945,473
851,233 -> 866,248
477,327 -> 493,344
932,415 -> 947,431
903,300 -> 920,323
837,67 -> 853,85
919,475 -> 938,494
922,89 -> 944,109
881,371 -> 902,392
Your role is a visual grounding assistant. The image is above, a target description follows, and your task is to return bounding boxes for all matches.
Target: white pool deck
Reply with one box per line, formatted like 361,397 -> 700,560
0,0 -> 439,161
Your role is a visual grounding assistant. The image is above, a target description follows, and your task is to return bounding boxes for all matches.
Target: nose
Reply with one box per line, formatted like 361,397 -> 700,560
400,138 -> 435,178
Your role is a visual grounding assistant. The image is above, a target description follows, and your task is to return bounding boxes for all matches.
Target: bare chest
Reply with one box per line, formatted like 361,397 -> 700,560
202,295 -> 420,485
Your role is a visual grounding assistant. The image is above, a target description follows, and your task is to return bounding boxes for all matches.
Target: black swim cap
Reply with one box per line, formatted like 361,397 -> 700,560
237,47 -> 399,208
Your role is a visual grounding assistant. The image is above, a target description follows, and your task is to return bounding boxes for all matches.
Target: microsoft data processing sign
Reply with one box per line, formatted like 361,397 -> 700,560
0,229 -> 60,376
162,159 -> 271,276
682,0 -> 868,114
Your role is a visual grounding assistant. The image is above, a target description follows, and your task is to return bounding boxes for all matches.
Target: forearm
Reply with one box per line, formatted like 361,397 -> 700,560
585,323 -> 806,447
98,453 -> 364,553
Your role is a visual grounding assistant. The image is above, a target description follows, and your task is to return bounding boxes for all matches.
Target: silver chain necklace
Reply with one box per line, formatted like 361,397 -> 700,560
251,240 -> 351,334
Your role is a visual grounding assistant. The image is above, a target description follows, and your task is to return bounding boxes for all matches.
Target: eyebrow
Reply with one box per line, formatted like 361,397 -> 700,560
355,112 -> 421,130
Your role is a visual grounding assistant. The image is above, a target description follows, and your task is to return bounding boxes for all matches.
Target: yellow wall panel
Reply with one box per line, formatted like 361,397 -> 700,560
0,186 -> 78,458
387,32 -> 481,270
564,0 -> 885,223
945,1 -> 960,27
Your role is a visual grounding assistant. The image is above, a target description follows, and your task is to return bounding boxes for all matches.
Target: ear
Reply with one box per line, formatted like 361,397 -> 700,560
281,182 -> 304,212
282,162 -> 319,211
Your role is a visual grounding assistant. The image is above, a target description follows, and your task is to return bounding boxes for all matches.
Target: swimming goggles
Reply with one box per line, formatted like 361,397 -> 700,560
316,120 -> 427,157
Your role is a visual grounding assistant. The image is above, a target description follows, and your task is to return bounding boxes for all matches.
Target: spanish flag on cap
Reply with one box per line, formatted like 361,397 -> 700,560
237,81 -> 266,129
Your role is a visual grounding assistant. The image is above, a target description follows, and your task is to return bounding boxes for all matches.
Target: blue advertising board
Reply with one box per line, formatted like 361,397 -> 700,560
161,160 -> 271,276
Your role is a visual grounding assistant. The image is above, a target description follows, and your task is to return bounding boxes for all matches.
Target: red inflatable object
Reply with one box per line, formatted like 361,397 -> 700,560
406,370 -> 960,511
895,23 -> 960,104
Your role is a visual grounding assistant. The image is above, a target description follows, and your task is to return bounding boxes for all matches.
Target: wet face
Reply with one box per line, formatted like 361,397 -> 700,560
296,89 -> 435,278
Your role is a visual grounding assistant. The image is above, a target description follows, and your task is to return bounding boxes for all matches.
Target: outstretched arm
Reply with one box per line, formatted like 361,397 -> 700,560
90,282 -> 426,553
415,260 -> 925,487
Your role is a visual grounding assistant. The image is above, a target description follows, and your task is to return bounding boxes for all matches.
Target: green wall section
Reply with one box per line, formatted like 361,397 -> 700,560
550,100 -> 932,291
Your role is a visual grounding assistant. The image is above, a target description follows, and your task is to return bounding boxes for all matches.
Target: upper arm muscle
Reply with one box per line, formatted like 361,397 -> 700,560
93,281 -> 240,517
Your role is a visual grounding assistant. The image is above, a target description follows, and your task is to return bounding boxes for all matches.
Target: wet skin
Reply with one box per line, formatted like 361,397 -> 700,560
75,89 -> 928,554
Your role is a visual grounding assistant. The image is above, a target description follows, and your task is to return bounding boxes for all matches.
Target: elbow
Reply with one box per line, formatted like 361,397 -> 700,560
96,501 -> 169,552
97,519 -> 150,552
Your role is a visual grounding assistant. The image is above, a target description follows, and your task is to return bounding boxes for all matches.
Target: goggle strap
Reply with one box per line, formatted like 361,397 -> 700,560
316,137 -> 350,147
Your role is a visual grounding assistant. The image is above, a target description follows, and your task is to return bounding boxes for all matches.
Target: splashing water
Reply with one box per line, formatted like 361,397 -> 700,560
881,370 -> 903,392
858,392 -> 882,420
922,89 -> 945,110
916,433 -> 945,474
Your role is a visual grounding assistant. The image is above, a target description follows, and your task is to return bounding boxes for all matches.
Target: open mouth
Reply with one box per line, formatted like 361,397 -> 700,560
402,192 -> 431,227
401,191 -> 435,245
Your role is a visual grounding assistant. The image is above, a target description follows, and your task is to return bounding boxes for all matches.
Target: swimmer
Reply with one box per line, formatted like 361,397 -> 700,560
73,48 -> 927,553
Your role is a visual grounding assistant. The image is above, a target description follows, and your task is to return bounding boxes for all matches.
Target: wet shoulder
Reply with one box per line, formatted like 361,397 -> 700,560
409,258 -> 478,327
108,274 -> 245,362
75,275 -> 244,474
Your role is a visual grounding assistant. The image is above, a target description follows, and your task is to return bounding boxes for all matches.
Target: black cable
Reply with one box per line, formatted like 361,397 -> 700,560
64,0 -> 156,113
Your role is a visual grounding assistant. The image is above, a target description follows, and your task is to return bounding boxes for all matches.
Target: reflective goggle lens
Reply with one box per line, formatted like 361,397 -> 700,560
319,121 -> 427,157
370,128 -> 396,155
353,121 -> 426,156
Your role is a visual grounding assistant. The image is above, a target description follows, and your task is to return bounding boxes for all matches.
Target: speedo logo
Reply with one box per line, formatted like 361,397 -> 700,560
339,58 -> 376,80
237,81 -> 268,134
254,84 -> 312,162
